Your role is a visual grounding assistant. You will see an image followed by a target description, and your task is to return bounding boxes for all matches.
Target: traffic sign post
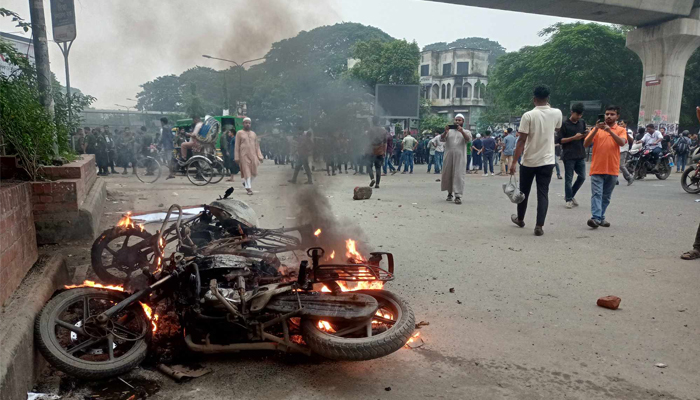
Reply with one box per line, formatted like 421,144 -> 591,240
50,0 -> 76,129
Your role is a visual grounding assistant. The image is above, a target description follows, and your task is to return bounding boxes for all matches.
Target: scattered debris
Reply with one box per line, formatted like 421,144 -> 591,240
415,321 -> 430,328
597,295 -> 621,310
645,268 -> 660,274
172,192 -> 178,196
655,363 -> 667,368
158,364 -> 212,382
695,199 -> 700,203
677,308 -> 687,312
449,288 -> 455,293
507,247 -> 522,252
456,300 -> 462,304
385,387 -> 392,391
435,179 -> 441,182
27,393 -> 60,400
158,203 -> 164,207
405,332 -> 424,349
353,186 -> 373,200
411,203 -> 417,205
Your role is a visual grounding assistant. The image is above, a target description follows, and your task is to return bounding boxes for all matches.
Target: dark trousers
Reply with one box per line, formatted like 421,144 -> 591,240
694,223 -> 700,251
517,164 -> 555,227
368,155 -> 384,186
563,159 -> 586,202
483,152 -> 494,173
292,159 -> 312,183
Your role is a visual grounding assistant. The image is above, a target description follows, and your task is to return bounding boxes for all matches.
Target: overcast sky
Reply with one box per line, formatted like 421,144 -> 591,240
1,0 -> 579,109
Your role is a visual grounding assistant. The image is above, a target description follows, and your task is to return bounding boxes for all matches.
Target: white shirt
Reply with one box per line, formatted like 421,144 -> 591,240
518,105 -> 563,167
430,136 -> 445,153
620,129 -> 633,153
641,131 -> 663,150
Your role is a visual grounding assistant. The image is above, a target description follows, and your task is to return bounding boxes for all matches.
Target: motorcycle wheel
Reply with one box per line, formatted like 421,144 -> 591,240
91,227 -> 156,285
655,160 -> 671,180
301,289 -> 415,361
134,157 -> 161,184
681,165 -> 700,194
35,288 -> 150,380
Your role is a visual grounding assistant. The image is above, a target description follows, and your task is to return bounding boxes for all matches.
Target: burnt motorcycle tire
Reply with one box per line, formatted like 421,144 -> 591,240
681,165 -> 700,194
91,227 -> 155,285
301,289 -> 415,361
35,288 -> 149,380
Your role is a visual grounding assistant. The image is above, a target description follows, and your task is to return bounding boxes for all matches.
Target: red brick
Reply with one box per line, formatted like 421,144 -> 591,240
39,195 -> 53,203
597,296 -> 621,310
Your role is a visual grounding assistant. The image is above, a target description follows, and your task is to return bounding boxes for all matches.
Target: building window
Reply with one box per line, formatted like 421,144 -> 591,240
446,83 -> 451,100
431,84 -> 439,100
442,63 -> 451,76
420,64 -> 429,77
463,83 -> 472,99
456,62 -> 469,75
455,85 -> 462,98
441,84 -> 446,99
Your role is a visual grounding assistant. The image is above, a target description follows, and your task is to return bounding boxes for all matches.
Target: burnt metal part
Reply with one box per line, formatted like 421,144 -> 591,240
265,292 -> 379,322
249,284 -> 292,312
313,263 -> 393,283
209,279 -> 243,319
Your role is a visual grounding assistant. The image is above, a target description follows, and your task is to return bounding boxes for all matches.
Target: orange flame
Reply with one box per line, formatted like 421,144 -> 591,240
406,331 -> 421,344
345,239 -> 365,262
64,280 -> 125,292
321,280 -> 384,292
330,250 -> 335,260
314,229 -> 322,237
317,320 -> 335,333
139,302 -> 159,332
116,212 -> 144,231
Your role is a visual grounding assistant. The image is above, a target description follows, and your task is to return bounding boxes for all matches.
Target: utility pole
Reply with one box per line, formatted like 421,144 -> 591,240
29,0 -> 55,117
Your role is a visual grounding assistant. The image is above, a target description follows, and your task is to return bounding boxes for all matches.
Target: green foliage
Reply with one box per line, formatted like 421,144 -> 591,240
348,39 -> 420,88
423,37 -> 506,65
0,8 -> 30,32
420,114 -> 448,134
487,23 -> 642,125
52,75 -> 96,154
135,74 -> 182,112
183,82 -> 205,118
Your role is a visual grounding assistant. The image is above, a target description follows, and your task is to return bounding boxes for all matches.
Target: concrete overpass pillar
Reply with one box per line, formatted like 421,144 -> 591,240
626,7 -> 700,132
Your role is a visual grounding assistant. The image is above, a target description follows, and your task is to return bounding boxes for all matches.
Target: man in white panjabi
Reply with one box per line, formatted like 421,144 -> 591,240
234,117 -> 264,195
440,114 -> 472,204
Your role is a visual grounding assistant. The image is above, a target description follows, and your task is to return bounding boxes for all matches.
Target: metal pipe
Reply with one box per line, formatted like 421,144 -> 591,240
184,334 -> 281,353
209,279 -> 243,319
102,274 -> 174,318
261,332 -> 311,355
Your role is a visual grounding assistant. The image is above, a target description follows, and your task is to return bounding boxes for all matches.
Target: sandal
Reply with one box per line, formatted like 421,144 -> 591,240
446,194 -> 453,202
680,249 -> 700,260
454,197 -> 462,204
246,189 -> 253,195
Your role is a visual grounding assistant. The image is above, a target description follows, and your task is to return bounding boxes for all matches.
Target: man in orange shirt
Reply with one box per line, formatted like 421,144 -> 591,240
583,105 -> 628,228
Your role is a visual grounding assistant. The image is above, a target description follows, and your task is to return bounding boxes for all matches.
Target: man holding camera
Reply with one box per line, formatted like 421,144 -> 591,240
556,103 -> 587,209
584,106 -> 628,229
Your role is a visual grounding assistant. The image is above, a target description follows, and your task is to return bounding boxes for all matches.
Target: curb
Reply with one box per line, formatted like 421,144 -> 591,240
0,254 -> 69,400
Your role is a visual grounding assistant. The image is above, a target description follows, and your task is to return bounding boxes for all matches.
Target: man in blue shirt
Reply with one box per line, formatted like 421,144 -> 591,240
500,128 -> 517,175
481,131 -> 496,176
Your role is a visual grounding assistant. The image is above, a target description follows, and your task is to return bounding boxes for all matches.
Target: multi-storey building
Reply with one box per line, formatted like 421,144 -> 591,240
419,48 -> 490,130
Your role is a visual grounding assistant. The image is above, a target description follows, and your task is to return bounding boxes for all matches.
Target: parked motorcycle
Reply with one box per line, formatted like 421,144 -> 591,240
626,144 -> 672,180
681,148 -> 700,194
35,205 -> 415,379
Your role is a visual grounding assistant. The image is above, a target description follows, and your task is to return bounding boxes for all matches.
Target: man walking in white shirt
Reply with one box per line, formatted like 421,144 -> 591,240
509,86 -> 563,236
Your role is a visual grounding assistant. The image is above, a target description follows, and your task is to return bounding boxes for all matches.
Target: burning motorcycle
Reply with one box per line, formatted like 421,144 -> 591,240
626,144 -> 672,180
681,148 -> 700,194
35,205 -> 415,379
91,196 -> 311,286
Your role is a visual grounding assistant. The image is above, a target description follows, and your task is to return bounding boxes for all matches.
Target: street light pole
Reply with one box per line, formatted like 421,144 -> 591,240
115,104 -> 132,127
202,55 -> 265,115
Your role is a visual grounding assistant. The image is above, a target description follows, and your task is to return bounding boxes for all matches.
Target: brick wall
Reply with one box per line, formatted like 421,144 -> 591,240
0,182 -> 39,306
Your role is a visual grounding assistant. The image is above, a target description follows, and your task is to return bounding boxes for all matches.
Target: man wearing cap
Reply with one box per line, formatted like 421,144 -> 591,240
440,114 -> 471,204
234,117 -> 264,195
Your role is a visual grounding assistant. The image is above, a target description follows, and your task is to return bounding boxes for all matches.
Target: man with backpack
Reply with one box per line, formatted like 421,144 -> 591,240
673,130 -> 691,173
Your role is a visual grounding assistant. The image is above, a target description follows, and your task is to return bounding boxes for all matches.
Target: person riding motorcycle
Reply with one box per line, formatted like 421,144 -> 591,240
636,124 -> 664,168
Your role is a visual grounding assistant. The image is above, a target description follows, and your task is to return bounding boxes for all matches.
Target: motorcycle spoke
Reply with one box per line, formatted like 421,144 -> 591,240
122,235 -> 131,248
55,318 -> 86,335
107,334 -> 115,360
104,245 -> 118,257
112,322 -> 141,339
332,323 -> 367,337
373,315 -> 395,325
83,297 -> 90,321
67,337 -> 102,354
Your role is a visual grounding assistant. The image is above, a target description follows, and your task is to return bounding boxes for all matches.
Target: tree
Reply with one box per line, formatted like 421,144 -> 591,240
183,82 -> 205,118
135,75 -> 182,112
681,48 -> 700,129
423,37 -> 506,65
348,39 -> 420,88
487,23 -> 642,125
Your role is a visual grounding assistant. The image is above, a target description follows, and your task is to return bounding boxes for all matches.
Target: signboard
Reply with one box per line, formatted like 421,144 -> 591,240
51,0 -> 76,43
375,84 -> 420,119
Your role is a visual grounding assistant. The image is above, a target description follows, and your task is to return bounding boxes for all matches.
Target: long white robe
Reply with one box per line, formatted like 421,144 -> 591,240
234,130 -> 263,179
441,129 -> 471,196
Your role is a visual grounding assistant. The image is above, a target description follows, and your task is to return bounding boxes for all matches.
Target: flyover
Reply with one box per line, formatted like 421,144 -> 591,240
428,0 -> 700,129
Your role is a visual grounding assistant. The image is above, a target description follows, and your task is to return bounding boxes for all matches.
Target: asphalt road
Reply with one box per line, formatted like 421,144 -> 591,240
47,161 -> 700,400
